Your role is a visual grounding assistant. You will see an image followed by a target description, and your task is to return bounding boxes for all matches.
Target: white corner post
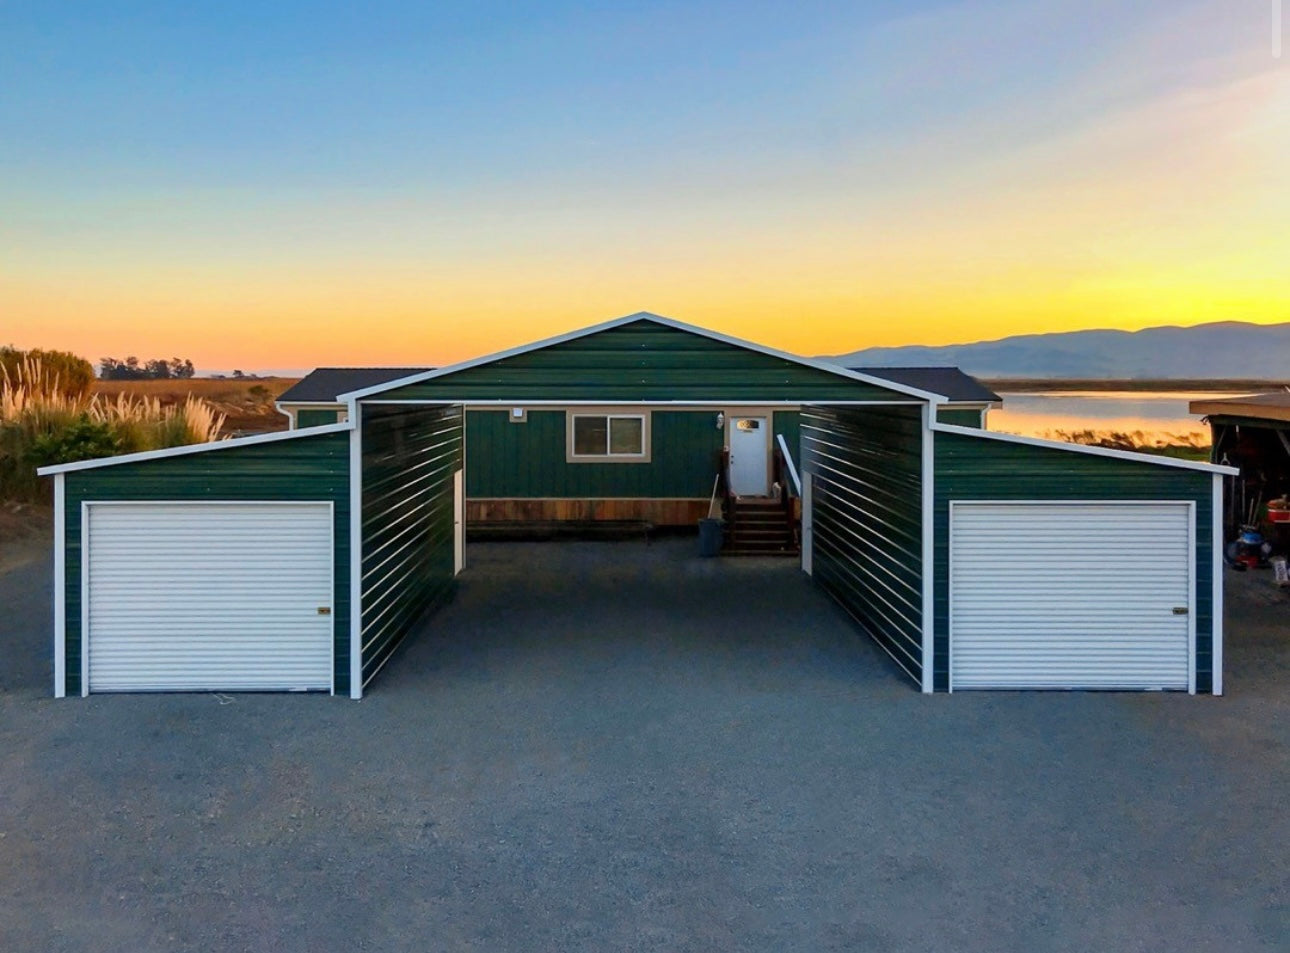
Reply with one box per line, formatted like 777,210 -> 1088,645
349,403 -> 363,700
801,471 -> 813,576
921,403 -> 936,694
1212,472 -> 1224,696
453,469 -> 465,575
53,473 -> 66,698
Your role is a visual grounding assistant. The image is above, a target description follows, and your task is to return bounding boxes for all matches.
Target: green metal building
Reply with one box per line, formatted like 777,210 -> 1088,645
40,313 -> 1233,698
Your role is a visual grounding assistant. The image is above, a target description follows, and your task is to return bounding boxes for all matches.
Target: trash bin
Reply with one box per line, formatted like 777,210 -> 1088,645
698,517 -> 724,557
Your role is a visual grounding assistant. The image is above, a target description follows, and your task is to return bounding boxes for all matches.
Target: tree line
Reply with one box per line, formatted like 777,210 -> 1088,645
98,356 -> 196,380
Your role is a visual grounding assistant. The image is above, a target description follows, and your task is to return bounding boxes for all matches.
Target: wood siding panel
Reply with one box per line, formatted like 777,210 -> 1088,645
801,405 -> 925,687
62,432 -> 352,697
360,405 -> 463,687
377,321 -> 914,403
932,431 -> 1215,692
466,499 -> 708,525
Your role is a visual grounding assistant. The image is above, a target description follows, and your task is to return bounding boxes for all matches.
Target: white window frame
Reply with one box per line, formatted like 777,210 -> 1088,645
567,411 -> 650,463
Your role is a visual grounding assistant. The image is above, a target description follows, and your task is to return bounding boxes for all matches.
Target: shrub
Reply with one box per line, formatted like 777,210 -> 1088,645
0,347 -> 94,398
26,416 -> 120,469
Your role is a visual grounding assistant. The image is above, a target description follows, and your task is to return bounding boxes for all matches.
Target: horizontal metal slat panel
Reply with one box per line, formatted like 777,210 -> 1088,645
87,503 -> 333,692
950,502 -> 1191,691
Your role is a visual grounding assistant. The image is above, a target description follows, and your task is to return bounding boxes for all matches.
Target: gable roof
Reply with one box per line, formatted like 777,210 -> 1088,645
339,312 -> 944,404
852,366 -> 1000,404
278,367 -> 432,404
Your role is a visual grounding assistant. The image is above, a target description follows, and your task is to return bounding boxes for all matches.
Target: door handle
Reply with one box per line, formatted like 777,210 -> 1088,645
1172,607 -> 1188,615
318,607 -> 332,615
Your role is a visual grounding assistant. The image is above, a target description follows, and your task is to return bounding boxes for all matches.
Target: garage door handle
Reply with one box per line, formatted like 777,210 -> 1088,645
1172,607 -> 1188,615
317,607 -> 332,615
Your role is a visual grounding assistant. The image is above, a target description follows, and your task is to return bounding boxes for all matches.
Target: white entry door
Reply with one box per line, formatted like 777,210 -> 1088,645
949,501 -> 1194,691
85,502 -> 334,693
729,417 -> 770,496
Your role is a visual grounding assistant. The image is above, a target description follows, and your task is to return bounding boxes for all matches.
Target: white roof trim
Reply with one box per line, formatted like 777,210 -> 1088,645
35,421 -> 354,476
932,422 -> 1238,475
337,312 -> 944,404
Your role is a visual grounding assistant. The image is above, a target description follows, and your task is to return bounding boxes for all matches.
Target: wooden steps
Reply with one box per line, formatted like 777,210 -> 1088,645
724,497 -> 799,557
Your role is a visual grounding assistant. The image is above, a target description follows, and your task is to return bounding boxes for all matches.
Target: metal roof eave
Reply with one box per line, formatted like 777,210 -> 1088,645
931,422 -> 1237,475
35,421 -> 354,477
336,312 -> 945,406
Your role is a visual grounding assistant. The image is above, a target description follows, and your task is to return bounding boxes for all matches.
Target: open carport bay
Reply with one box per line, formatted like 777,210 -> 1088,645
1,540 -> 1286,952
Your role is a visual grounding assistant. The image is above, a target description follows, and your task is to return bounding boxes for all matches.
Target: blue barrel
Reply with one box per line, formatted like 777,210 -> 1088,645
697,518 -> 724,557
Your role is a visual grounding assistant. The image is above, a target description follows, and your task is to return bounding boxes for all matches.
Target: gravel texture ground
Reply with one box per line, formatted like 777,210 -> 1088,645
0,539 -> 1286,952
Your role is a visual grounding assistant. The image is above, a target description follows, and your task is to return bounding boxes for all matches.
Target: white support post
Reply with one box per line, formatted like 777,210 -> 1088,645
349,403 -> 363,699
921,404 -> 936,694
800,471 -> 813,576
453,469 -> 465,575
53,474 -> 66,698
1212,473 -> 1224,696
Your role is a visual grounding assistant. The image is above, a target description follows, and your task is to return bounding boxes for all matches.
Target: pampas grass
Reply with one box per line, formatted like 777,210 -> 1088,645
1,357 -> 227,501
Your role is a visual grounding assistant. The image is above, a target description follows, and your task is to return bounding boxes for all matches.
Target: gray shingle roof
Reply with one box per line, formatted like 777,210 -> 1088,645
851,366 -> 1000,403
277,367 -> 433,403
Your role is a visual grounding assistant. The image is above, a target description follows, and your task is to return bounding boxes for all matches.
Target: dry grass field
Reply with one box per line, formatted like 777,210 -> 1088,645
92,377 -> 300,434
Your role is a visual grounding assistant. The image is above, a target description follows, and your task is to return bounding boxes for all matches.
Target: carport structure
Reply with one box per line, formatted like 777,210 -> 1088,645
40,313 -> 1234,698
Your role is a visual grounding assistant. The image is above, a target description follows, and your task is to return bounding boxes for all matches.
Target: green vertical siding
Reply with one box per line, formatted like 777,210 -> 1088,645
378,320 -> 913,402
773,410 -> 802,468
61,431 -> 352,697
465,410 -> 723,498
801,405 -> 925,688
360,405 -> 463,687
933,431 -> 1215,693
297,408 -> 341,427
936,407 -> 985,428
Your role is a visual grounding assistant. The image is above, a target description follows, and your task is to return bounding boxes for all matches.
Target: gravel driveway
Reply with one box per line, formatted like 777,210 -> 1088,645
1,539 -> 1286,952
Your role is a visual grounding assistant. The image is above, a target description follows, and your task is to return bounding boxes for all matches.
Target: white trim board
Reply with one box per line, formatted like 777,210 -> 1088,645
53,474 -> 66,698
349,403 -> 363,700
931,422 -> 1238,476
361,398 -> 928,408
37,422 -> 354,476
1211,473 -> 1224,696
920,404 -> 935,694
337,312 -> 946,405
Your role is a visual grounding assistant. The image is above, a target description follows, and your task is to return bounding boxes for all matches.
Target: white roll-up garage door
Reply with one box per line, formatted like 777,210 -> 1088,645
85,502 -> 334,692
950,502 -> 1193,691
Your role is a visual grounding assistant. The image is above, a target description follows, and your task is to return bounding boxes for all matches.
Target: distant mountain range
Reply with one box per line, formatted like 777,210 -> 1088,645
830,321 -> 1290,380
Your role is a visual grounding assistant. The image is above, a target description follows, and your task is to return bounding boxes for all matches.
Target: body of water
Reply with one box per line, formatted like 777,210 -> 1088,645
987,390 -> 1252,445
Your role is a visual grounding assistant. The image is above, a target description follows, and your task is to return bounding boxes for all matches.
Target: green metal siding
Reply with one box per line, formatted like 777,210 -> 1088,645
773,410 -> 802,466
936,407 -> 984,428
933,431 -> 1215,692
376,321 -> 916,403
297,408 -> 341,427
360,405 -> 463,687
465,410 -> 722,498
801,405 -> 925,687
61,431 -> 352,697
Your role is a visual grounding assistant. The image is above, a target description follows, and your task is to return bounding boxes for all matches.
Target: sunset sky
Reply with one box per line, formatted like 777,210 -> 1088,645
2,1 -> 1287,371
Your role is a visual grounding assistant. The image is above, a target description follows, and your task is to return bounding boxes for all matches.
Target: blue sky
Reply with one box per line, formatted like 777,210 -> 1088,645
1,1 -> 1285,366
